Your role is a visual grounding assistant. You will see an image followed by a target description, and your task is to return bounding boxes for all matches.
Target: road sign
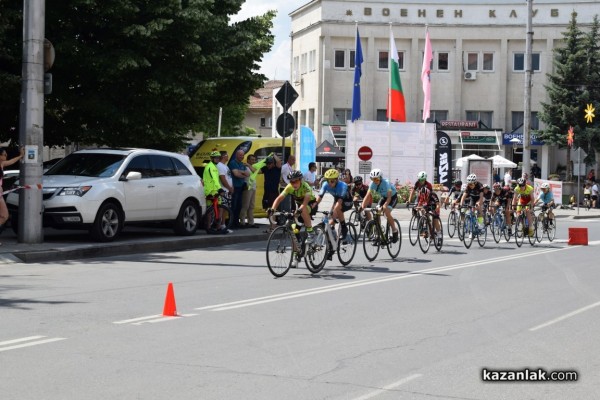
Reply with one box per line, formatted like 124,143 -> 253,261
276,112 -> 295,137
275,81 -> 298,111
358,146 -> 373,161
358,161 -> 372,174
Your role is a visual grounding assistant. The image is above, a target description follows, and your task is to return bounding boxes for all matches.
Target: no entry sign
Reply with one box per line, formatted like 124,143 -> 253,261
358,146 -> 373,161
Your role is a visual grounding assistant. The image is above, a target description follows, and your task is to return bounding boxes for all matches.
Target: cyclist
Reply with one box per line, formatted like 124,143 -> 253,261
351,175 -> 372,222
490,182 -> 513,235
583,182 -> 591,207
444,180 -> 462,208
407,171 -> 433,206
315,168 -> 353,241
512,177 -> 535,237
535,182 -> 555,222
360,168 -> 400,243
203,151 -> 223,197
460,174 -> 485,229
268,170 -> 317,242
416,185 -> 442,244
481,184 -> 493,225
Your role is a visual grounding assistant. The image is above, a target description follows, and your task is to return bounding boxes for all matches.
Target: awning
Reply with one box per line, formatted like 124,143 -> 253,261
315,140 -> 345,162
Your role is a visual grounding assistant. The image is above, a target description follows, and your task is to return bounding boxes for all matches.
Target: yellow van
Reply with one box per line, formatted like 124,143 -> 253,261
190,136 -> 291,218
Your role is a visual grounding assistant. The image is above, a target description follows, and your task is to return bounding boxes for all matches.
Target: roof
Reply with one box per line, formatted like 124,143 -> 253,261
248,80 -> 286,110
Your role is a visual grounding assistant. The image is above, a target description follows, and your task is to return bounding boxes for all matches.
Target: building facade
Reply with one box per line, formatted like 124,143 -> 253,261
288,0 -> 598,179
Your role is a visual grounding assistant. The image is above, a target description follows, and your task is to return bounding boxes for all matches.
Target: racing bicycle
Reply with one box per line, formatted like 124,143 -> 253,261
362,207 -> 401,261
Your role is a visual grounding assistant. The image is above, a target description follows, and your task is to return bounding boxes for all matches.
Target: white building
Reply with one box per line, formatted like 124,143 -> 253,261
288,0 -> 598,179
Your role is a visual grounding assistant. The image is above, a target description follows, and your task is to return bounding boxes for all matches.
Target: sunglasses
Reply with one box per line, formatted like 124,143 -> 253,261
371,177 -> 381,181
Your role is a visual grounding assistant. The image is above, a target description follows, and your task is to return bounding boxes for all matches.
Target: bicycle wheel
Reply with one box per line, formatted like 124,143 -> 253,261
527,216 -> 537,246
363,220 -> 381,261
462,215 -> 474,249
457,213 -> 465,241
338,223 -> 358,266
535,215 -> 544,243
433,219 -> 443,252
477,222 -> 487,247
547,217 -> 556,242
408,214 -> 419,246
348,211 -> 360,232
447,211 -> 457,238
305,225 -> 329,273
514,215 -> 525,247
386,219 -> 402,259
503,214 -> 513,242
417,216 -> 430,254
491,214 -> 502,243
266,226 -> 293,277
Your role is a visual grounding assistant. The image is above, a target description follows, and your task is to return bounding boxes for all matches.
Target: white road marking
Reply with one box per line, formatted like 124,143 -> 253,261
351,374 -> 423,400
113,314 -> 162,324
0,336 -> 66,353
132,313 -> 197,326
529,300 -> 600,331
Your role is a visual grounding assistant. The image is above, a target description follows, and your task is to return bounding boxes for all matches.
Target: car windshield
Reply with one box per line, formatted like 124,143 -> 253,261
45,153 -> 126,177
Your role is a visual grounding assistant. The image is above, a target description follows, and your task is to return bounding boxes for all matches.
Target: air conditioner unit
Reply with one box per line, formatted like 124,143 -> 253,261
464,71 -> 477,81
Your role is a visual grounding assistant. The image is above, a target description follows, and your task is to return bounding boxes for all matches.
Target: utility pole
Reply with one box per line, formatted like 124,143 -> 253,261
18,0 -> 45,243
523,0 -> 533,180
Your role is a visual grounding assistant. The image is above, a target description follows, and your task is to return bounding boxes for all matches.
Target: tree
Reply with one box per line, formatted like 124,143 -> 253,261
538,11 -> 588,181
582,15 -> 600,168
0,0 -> 275,151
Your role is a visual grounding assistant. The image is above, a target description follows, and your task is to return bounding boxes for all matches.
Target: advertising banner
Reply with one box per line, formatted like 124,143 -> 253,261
435,130 -> 452,189
298,125 -> 316,173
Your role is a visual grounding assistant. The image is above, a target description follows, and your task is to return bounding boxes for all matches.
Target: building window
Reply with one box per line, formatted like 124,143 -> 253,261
513,53 -> 541,72
301,53 -> 307,75
333,108 -> 352,124
483,52 -> 494,71
437,52 -> 449,71
260,117 -> 272,128
334,50 -> 346,69
467,52 -> 478,71
376,109 -> 387,121
466,111 -> 493,128
308,108 -> 315,131
350,50 -> 356,69
425,110 -> 448,124
378,51 -> 405,70
309,50 -> 316,72
511,111 -> 539,133
293,56 -> 300,82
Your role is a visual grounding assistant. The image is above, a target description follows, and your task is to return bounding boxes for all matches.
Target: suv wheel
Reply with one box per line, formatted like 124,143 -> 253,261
91,202 -> 122,242
174,200 -> 200,236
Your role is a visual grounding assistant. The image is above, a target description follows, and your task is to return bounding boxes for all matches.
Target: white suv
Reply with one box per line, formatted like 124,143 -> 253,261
7,149 -> 205,242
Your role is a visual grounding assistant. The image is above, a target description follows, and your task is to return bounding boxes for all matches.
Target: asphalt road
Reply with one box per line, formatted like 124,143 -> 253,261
1,218 -> 599,399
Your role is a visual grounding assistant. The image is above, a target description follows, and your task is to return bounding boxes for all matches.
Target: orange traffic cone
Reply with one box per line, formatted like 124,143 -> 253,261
162,282 -> 178,316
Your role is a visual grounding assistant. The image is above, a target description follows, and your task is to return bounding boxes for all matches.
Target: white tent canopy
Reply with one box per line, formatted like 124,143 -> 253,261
456,154 -> 484,168
488,155 -> 517,168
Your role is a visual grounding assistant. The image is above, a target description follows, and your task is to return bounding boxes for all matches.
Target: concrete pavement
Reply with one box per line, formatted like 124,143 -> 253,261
1,201 -> 599,264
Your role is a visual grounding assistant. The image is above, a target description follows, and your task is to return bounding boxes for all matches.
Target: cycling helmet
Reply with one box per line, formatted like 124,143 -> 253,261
417,171 -> 427,181
210,151 -> 221,157
482,184 -> 490,189
461,184 -> 467,191
493,182 -> 502,190
467,174 -> 477,183
541,182 -> 550,189
453,180 -> 462,186
353,176 -> 363,185
517,177 -> 526,185
287,170 -> 303,181
324,169 -> 339,179
370,168 -> 382,179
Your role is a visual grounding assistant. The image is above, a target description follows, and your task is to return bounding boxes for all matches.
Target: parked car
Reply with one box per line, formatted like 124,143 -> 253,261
7,148 -> 205,242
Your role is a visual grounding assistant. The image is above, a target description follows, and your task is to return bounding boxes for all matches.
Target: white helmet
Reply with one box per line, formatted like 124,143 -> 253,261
370,168 -> 382,179
541,182 -> 550,189
417,171 -> 427,181
467,174 -> 477,183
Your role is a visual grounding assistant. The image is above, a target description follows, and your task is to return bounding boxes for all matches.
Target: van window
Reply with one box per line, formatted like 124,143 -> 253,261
253,146 -> 290,161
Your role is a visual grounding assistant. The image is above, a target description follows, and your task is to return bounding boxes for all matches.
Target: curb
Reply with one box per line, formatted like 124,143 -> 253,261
12,232 -> 270,263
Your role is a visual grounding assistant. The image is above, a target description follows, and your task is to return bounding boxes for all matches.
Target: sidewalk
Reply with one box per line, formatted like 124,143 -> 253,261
0,198 -> 598,264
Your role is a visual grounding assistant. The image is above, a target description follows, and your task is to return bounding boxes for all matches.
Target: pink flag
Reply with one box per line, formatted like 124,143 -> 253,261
421,30 -> 433,122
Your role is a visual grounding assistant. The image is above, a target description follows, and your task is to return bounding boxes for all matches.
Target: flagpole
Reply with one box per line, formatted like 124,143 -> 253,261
388,23 -> 393,178
422,26 -> 429,175
354,22 -> 359,177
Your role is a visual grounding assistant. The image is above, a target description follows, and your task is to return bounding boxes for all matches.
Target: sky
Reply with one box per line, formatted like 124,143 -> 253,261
231,0 -> 308,81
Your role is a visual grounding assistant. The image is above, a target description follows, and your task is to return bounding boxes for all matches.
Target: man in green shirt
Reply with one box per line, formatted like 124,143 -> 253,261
203,151 -> 222,197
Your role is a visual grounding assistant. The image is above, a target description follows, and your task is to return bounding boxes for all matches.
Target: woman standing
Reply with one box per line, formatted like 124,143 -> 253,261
0,147 -> 25,237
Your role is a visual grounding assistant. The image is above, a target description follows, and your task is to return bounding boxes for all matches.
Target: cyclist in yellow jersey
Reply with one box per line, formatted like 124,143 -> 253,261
512,177 -> 535,237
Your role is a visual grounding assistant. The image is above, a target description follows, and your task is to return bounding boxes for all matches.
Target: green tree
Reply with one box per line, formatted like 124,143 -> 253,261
581,15 -> 600,167
538,11 -> 588,181
0,0 -> 275,151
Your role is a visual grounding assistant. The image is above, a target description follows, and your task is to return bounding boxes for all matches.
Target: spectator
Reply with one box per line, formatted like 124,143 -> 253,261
261,154 -> 282,210
228,149 -> 250,228
587,168 -> 596,183
531,162 -> 541,179
240,154 -> 259,228
279,154 -> 295,212
592,181 -> 599,208
493,169 -> 501,184
504,169 -> 512,186
304,162 -> 318,188
217,151 -> 233,196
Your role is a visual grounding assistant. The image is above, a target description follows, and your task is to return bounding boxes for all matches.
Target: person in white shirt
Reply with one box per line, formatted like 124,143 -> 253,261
217,151 -> 234,195
504,169 -> 512,186
592,182 -> 599,208
304,162 -> 317,188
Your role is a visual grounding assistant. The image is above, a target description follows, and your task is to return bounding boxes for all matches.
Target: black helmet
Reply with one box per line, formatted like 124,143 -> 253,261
353,176 -> 363,184
287,170 -> 303,181
453,179 -> 462,186
265,156 -> 274,164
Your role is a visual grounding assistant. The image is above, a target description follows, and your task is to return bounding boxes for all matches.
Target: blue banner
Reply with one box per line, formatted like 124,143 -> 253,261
351,27 -> 363,122
299,125 -> 316,173
502,132 -> 544,146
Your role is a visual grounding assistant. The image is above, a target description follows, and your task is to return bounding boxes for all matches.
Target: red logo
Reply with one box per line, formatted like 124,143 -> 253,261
324,146 -> 331,151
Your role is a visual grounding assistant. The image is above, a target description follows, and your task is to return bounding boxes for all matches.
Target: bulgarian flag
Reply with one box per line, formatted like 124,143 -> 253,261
386,30 -> 406,122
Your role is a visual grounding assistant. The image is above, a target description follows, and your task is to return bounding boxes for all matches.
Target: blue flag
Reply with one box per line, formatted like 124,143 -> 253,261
351,28 -> 363,122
